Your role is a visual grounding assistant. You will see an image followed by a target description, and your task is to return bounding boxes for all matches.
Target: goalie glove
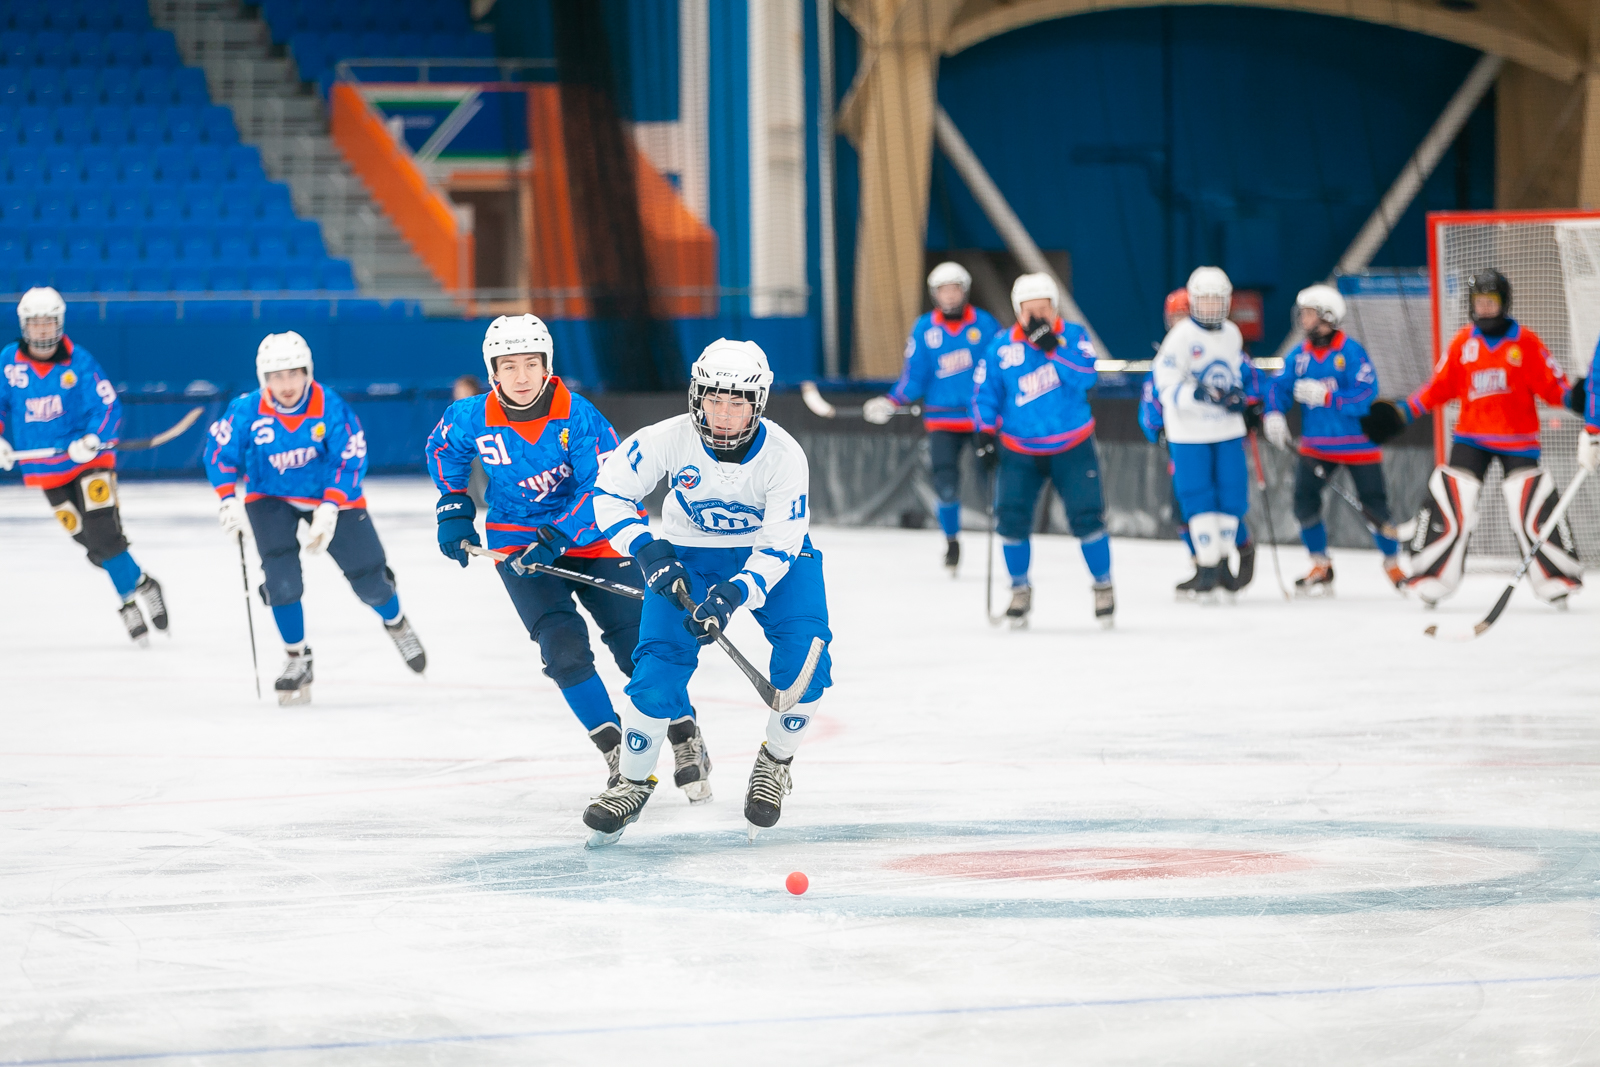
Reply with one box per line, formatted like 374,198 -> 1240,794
1359,399 -> 1410,445
1566,376 -> 1587,416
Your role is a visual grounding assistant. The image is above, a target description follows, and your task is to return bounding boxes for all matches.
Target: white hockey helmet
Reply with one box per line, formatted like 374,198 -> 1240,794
689,338 -> 774,451
17,286 -> 65,351
927,261 -> 971,308
256,331 -> 314,390
1294,283 -> 1346,330
1010,272 -> 1059,321
481,313 -> 554,383
1186,266 -> 1232,327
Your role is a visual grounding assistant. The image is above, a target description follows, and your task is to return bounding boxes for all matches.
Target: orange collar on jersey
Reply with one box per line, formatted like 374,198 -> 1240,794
18,335 -> 74,377
258,381 -> 325,432
485,376 -> 572,444
934,305 -> 976,334
1305,330 -> 1347,358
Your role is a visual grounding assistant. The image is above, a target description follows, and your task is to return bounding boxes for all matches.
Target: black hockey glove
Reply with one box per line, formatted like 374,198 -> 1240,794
1359,399 -> 1410,445
514,524 -> 574,572
1243,398 -> 1265,433
685,580 -> 745,644
1567,376 -> 1588,416
435,492 -> 478,568
1023,316 -> 1059,352
973,431 -> 999,470
635,538 -> 688,599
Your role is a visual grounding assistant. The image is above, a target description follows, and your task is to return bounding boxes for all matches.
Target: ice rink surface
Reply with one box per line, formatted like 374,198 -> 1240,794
2,477 -> 1598,1066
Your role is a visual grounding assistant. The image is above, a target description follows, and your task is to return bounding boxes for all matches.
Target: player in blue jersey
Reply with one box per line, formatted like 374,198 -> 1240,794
1578,347 -> 1598,474
204,331 -> 425,704
1263,285 -> 1402,595
426,315 -> 666,797
0,287 -> 167,643
864,262 -> 1001,574
974,273 -> 1113,628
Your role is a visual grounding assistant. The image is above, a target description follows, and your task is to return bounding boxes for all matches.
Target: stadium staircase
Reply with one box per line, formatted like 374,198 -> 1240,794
148,0 -> 440,294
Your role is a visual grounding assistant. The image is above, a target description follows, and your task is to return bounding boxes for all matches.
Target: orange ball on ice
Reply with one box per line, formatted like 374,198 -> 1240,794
785,871 -> 808,895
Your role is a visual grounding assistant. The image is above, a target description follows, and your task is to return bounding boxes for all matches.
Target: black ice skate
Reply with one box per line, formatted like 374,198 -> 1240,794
134,574 -> 168,632
1005,584 -> 1032,629
1192,565 -> 1223,603
744,743 -> 793,842
1175,564 -> 1202,600
582,775 -> 658,848
1223,542 -> 1255,592
275,645 -> 313,706
384,615 -> 426,673
1295,560 -> 1335,598
118,599 -> 149,646
943,538 -> 960,576
668,715 -> 712,804
589,723 -> 622,788
1092,581 -> 1115,628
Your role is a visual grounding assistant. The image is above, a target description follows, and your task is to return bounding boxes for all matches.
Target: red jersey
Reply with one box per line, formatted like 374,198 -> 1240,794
1405,322 -> 1570,457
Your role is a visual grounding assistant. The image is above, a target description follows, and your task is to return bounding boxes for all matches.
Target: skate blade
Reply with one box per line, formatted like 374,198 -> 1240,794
277,686 -> 311,707
1006,615 -> 1029,630
746,822 -> 762,843
1097,615 -> 1115,630
945,565 -> 959,578
586,828 -> 624,849
681,780 -> 713,804
130,634 -> 150,648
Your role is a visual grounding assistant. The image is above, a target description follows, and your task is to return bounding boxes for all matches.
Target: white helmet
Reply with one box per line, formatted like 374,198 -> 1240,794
927,261 -> 971,308
482,313 -> 554,384
256,331 -> 314,390
18,286 -> 65,352
1294,284 -> 1346,330
1010,272 -> 1059,321
1186,266 -> 1232,327
689,338 -> 774,451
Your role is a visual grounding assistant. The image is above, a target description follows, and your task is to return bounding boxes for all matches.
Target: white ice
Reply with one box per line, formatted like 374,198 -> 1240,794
1,478 -> 1598,1066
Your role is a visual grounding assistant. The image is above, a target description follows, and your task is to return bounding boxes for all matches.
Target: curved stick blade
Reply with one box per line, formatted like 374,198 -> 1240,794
799,381 -> 837,418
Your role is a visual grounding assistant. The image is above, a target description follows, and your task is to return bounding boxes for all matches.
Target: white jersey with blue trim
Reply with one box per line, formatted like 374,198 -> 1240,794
593,413 -> 810,610
1153,317 -> 1248,444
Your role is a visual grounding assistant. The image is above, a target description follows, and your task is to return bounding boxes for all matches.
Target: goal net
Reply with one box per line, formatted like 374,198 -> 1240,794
1428,210 -> 1600,569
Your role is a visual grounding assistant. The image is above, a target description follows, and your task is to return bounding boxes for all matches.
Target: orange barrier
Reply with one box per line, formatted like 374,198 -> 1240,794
632,141 -> 716,319
328,82 -> 474,294
524,84 -> 586,318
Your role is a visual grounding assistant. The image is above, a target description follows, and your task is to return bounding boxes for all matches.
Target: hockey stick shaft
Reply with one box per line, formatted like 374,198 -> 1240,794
461,542 -> 644,599
799,380 -> 920,420
9,407 -> 207,460
1246,432 -> 1292,600
673,581 -> 824,712
1263,434 -> 1405,541
984,464 -> 1003,625
238,532 -> 260,700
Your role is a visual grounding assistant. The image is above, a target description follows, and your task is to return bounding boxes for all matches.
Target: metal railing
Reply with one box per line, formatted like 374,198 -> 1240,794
334,58 -> 558,85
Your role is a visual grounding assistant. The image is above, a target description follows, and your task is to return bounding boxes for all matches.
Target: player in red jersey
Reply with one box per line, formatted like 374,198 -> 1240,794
1361,271 -> 1582,606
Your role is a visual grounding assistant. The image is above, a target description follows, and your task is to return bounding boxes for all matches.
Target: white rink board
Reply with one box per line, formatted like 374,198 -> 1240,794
1,478 -> 1598,1067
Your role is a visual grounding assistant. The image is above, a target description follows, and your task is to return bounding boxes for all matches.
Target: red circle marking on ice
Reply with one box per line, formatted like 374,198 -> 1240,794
786,871 -> 809,895
885,848 -> 1314,882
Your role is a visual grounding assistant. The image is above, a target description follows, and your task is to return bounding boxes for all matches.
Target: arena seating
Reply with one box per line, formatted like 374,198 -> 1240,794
0,0 -> 362,316
261,0 -> 495,94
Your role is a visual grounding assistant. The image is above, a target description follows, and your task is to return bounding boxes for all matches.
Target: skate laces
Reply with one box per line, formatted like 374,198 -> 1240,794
590,778 -> 650,814
749,751 -> 792,807
671,731 -> 707,770
137,577 -> 165,613
387,619 -> 423,659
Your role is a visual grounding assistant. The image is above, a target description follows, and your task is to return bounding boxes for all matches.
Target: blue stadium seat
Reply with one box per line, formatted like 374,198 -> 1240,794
281,266 -> 319,291
74,191 -> 109,224
246,265 -> 282,291
8,7 -> 45,32
0,71 -> 24,106
80,4 -> 115,34
169,265 -> 206,291
173,66 -> 207,105
200,104 -> 236,145
37,188 -> 70,222
153,144 -> 187,182
8,150 -> 38,183
288,218 -> 323,260
144,30 -> 180,66
99,67 -> 133,108
258,182 -> 294,221
208,265 -> 244,291
177,225 -> 214,261
56,104 -> 89,143
28,232 -> 65,267
65,229 -> 102,262
103,225 -> 138,261
110,188 -> 145,222
17,104 -> 51,143
34,31 -> 68,68
165,106 -> 198,146
0,107 -> 17,144
215,223 -> 248,259
190,144 -> 225,184
0,234 -> 21,262
66,77 -> 100,106
0,31 -> 32,66
148,187 -> 182,224
142,232 -> 176,265
53,266 -> 95,293
254,228 -> 289,264
226,143 -> 264,184
1,187 -> 32,219
70,31 -> 103,67
44,145 -> 80,183
103,30 -> 139,66
127,105 -> 161,145
27,67 -> 64,106
320,259 -> 355,291
184,298 -> 253,320
92,104 -> 128,144
106,300 -> 177,322
185,189 -> 222,222
133,67 -> 171,104
114,146 -> 150,183
92,267 -> 130,292
80,144 -> 114,183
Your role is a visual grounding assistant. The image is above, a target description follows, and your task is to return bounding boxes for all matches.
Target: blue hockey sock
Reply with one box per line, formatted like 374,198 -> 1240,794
1372,531 -> 1399,557
271,602 -> 305,645
102,551 -> 141,597
560,673 -> 619,733
936,501 -> 961,539
1079,531 -> 1112,584
1179,526 -> 1193,556
1002,539 -> 1031,586
1236,519 -> 1251,546
372,594 -> 402,622
1300,522 -> 1328,557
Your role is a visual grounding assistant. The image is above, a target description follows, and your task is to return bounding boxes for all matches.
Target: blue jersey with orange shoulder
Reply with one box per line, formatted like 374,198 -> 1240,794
972,318 -> 1098,454
0,337 -> 120,488
425,377 -> 625,554
887,305 -> 1001,432
1266,330 -> 1381,463
203,381 -> 370,507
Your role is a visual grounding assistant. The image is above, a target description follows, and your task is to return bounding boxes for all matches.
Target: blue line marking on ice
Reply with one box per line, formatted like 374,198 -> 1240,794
10,972 -> 1599,1065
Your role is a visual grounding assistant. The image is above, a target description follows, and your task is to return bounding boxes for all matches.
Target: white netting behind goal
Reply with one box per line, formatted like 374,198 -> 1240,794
1431,213 -> 1600,569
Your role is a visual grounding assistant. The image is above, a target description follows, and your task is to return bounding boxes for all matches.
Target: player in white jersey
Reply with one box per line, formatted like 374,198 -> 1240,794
1153,267 -> 1251,597
585,339 -> 833,845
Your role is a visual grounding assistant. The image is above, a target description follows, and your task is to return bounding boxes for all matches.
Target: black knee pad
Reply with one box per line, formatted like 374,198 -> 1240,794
80,506 -> 130,565
1291,469 -> 1325,526
535,612 -> 598,689
345,562 -> 396,607
257,551 -> 304,607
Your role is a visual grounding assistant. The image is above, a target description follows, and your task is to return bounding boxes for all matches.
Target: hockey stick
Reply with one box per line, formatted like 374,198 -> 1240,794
1262,435 -> 1413,543
237,532 -> 260,700
1424,467 -> 1589,642
799,381 -> 921,420
1245,432 -> 1292,601
673,581 -> 825,713
10,407 -> 206,461
461,542 -> 644,599
984,465 -> 1005,625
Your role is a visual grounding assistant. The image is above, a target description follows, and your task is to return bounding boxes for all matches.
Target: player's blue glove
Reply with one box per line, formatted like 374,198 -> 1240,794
634,538 -> 688,599
435,492 -> 478,568
513,524 -> 573,572
685,580 -> 745,644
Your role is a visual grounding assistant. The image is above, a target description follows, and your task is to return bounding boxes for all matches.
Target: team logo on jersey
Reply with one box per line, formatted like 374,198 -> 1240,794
559,428 -> 569,450
923,327 -> 944,349
519,461 -> 573,502
674,465 -> 702,489
967,327 -> 982,343
625,729 -> 651,753
268,447 -> 318,474
1461,339 -> 1480,364
781,714 -> 809,733
1469,367 -> 1508,400
59,369 -> 76,388
1014,362 -> 1061,406
311,421 -> 325,442
1295,353 -> 1310,376
23,394 -> 63,422
675,490 -> 764,534
1507,346 -> 1522,366
1197,360 -> 1238,398
1334,355 -> 1345,371
934,349 -> 972,379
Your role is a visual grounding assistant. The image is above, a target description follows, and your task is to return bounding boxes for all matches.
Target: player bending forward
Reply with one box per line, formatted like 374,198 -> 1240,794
0,287 -> 167,642
974,273 -> 1114,628
1362,271 -> 1582,607
1265,284 -> 1402,595
585,339 -> 833,846
205,332 -> 426,703
1153,267 -> 1251,600
427,315 -> 663,797
864,261 -> 1000,574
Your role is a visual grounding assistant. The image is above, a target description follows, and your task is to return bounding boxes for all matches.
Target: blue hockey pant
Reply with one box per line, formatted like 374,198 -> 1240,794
1169,439 -> 1249,567
1293,455 -> 1396,557
928,430 -> 969,538
496,554 -> 641,688
994,438 -> 1110,583
248,496 -> 396,610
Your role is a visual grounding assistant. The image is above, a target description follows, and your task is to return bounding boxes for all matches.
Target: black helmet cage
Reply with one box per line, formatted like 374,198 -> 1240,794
689,380 -> 766,450
1466,270 -> 1511,320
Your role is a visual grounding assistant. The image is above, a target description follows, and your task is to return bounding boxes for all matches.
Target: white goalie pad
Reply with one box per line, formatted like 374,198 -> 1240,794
1405,466 -> 1480,605
1502,468 -> 1584,603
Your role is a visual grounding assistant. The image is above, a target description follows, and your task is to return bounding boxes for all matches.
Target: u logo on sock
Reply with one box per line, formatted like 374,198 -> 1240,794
781,715 -> 809,733
625,729 -> 652,753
